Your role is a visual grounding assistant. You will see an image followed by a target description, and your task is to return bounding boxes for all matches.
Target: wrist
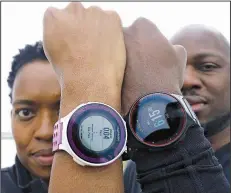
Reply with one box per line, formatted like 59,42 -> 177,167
133,125 -> 212,173
50,152 -> 124,193
59,81 -> 121,118
153,86 -> 182,96
52,79 -> 124,193
52,77 -> 124,192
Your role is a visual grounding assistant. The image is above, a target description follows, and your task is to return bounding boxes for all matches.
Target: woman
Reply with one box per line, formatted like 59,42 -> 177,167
1,42 -> 60,193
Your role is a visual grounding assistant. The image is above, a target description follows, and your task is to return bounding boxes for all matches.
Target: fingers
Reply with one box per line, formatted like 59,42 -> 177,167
106,10 -> 123,26
43,6 -> 61,31
43,7 -> 58,52
123,17 -> 156,52
43,6 -> 57,25
64,2 -> 84,13
131,17 -> 158,32
173,45 -> 187,88
173,45 -> 187,69
86,5 -> 103,14
124,17 -> 153,37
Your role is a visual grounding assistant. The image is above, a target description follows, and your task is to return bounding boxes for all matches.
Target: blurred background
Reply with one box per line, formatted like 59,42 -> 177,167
1,2 -> 230,168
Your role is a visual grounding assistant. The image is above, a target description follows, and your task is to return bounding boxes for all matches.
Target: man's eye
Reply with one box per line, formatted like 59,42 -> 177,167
15,109 -> 35,120
198,62 -> 218,72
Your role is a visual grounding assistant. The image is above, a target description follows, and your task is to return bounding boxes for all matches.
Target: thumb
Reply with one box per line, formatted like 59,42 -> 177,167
173,45 -> 187,69
173,45 -> 187,89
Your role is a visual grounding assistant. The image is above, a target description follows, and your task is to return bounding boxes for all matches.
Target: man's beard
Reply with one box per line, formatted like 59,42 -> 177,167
202,112 -> 230,137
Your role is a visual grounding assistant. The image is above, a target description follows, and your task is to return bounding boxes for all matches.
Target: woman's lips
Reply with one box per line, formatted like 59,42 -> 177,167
32,148 -> 54,166
33,155 -> 54,166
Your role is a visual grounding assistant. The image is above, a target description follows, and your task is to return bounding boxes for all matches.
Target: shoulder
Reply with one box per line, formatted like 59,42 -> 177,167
1,165 -> 21,193
1,165 -> 17,180
215,143 -> 231,183
124,160 -> 137,176
220,154 -> 230,183
123,160 -> 141,193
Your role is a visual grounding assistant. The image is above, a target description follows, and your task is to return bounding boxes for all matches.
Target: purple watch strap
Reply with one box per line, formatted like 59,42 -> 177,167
53,121 -> 63,152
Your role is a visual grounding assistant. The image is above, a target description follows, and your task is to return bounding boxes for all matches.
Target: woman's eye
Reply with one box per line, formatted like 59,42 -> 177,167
15,109 -> 35,120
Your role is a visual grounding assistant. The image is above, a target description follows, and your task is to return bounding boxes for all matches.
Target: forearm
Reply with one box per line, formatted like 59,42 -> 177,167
49,82 -> 124,193
136,125 -> 230,193
49,153 -> 124,193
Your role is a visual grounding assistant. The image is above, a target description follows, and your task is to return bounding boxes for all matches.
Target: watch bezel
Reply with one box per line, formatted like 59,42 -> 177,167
128,92 -> 187,148
66,103 -> 127,166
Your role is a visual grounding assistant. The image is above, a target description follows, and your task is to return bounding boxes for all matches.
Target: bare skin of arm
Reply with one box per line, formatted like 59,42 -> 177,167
43,2 -> 126,193
50,88 -> 124,193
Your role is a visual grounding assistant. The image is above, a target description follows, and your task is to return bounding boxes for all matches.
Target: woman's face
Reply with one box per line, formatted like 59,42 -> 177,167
11,60 -> 60,179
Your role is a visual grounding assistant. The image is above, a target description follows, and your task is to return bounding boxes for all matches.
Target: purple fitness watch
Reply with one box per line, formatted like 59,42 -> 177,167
53,102 -> 127,167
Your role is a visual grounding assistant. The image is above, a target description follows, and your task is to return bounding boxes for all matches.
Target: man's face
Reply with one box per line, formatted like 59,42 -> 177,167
11,60 -> 60,179
172,28 -> 230,124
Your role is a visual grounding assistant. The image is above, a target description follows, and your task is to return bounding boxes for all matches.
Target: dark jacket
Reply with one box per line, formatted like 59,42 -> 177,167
215,142 -> 230,182
1,157 -> 48,193
123,143 -> 230,193
2,143 -> 230,193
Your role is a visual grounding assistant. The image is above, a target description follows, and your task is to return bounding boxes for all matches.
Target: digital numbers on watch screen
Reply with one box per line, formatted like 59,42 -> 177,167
136,101 -> 170,139
148,108 -> 165,128
130,93 -> 186,145
79,116 -> 115,152
68,103 -> 126,164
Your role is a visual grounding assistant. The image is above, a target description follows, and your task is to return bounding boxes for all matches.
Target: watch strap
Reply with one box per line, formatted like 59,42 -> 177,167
53,121 -> 63,152
176,95 -> 201,127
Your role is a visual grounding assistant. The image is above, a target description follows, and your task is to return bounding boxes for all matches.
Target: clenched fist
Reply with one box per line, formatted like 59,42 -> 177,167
43,2 -> 126,97
43,2 -> 126,113
122,18 -> 187,114
43,3 -> 126,192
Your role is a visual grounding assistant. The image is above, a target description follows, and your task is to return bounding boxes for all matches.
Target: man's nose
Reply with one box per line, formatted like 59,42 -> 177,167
182,65 -> 202,91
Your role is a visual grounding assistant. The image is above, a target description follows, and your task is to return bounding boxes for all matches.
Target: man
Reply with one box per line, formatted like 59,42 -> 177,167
171,24 -> 230,182
2,3 -> 229,191
123,24 -> 230,193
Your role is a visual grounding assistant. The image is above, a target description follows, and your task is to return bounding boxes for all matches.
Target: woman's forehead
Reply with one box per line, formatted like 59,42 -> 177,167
12,60 -> 60,103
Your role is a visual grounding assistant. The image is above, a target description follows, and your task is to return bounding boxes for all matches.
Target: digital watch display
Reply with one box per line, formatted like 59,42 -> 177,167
126,92 -> 198,149
53,103 -> 127,167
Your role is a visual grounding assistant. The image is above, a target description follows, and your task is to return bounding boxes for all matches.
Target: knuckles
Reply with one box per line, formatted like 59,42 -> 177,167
44,7 -> 58,20
131,17 -> 158,31
65,2 -> 84,12
45,3 -> 122,24
86,5 -> 103,13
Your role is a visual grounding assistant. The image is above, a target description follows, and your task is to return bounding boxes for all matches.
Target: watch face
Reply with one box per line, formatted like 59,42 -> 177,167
129,93 -> 186,147
67,103 -> 126,165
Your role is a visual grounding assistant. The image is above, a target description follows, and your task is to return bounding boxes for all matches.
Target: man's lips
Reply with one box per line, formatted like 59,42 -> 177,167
184,96 -> 207,113
190,103 -> 206,112
32,148 -> 54,166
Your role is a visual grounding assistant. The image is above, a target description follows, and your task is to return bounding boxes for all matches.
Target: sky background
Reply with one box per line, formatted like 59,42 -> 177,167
1,2 -> 230,167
